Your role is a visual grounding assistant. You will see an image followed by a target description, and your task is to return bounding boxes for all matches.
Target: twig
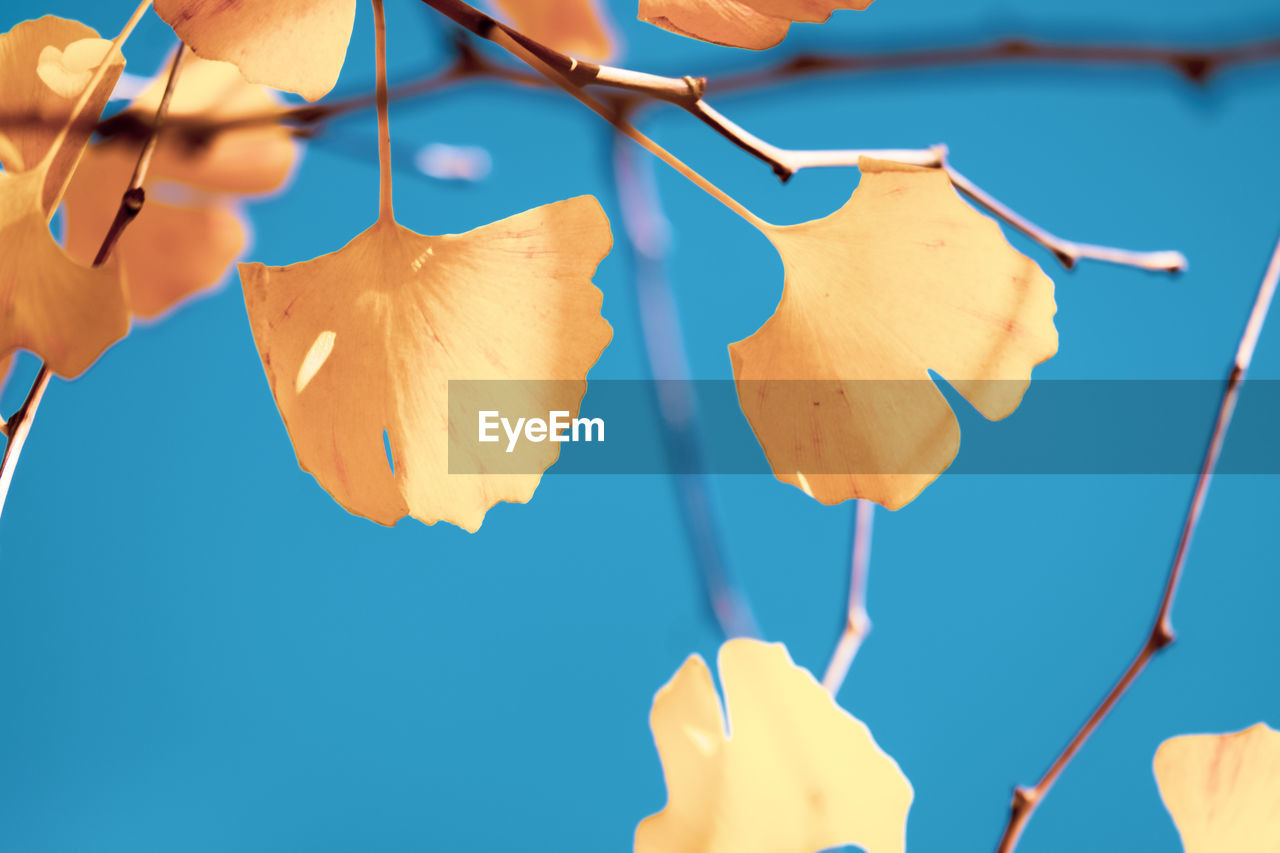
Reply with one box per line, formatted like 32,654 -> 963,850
943,163 -> 1188,273
5,27 -> 1280,140
611,128 -> 760,640
822,499 -> 874,695
708,33 -> 1280,93
95,46 -> 187,265
0,367 -> 52,519
0,45 -> 188,523
416,0 -> 1184,272
994,230 -> 1280,853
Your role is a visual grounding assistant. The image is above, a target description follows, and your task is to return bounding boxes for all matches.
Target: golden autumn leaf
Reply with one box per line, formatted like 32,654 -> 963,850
637,639 -> 912,853
492,0 -> 617,60
1154,723 -> 1280,853
239,200 -> 613,531
730,157 -> 1058,510
639,0 -> 872,50
0,17 -> 129,378
153,0 -> 355,101
0,16 -> 122,211
64,52 -> 297,319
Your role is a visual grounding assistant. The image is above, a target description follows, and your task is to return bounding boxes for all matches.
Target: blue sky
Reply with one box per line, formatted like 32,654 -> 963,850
2,0 -> 1278,849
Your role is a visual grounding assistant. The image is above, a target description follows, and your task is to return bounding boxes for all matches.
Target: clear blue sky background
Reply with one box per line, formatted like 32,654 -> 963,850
2,0 -> 1278,850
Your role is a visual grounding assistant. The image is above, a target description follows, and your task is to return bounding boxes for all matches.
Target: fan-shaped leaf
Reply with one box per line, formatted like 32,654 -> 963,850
239,199 -> 612,531
637,639 -> 912,853
492,0 -> 617,60
639,0 -> 872,50
153,0 -> 356,101
1,170 -> 128,377
730,157 -> 1058,510
0,17 -> 128,377
0,16 -> 123,211
1154,723 -> 1280,853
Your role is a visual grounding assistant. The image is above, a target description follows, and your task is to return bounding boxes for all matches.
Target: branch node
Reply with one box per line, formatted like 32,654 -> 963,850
682,74 -> 707,99
1151,620 -> 1176,651
1011,786 -> 1039,813
1177,55 -> 1218,83
474,12 -> 498,39
1001,39 -> 1036,57
122,185 -> 145,213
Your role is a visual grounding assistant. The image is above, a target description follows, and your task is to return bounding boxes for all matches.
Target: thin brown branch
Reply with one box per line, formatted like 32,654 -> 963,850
95,46 -> 187,266
822,499 -> 875,695
943,163 -> 1188,273
414,0 -> 1185,273
0,17 -> 1247,275
0,45 -> 189,522
0,366 -> 52,519
709,34 -> 1280,93
994,230 -> 1280,853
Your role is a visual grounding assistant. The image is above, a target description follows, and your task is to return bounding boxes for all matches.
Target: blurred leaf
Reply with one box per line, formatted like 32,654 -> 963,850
239,197 -> 613,531
0,16 -> 121,211
492,0 -> 618,60
637,638 -> 912,853
639,0 -> 872,50
0,16 -> 128,378
1155,723 -> 1280,853
65,52 -> 299,319
153,0 -> 356,101
730,158 -> 1058,510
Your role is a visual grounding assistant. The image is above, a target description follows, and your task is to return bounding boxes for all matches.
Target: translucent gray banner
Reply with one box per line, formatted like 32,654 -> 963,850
445,380 -> 1279,475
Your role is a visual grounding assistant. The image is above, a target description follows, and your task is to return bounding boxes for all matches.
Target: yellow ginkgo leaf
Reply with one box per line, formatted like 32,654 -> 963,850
1154,723 -> 1280,853
65,52 -> 298,319
239,200 -> 613,531
730,157 -> 1058,510
639,0 -> 872,50
153,0 -> 356,101
1,168 -> 128,377
492,0 -> 617,60
0,16 -> 124,212
637,638 -> 912,853
0,17 -> 129,377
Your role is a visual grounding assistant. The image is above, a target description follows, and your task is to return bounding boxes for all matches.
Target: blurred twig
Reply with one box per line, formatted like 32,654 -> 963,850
822,500 -> 874,695
610,127 -> 760,640
23,25 -> 1274,141
708,32 -> 1280,92
994,230 -> 1280,853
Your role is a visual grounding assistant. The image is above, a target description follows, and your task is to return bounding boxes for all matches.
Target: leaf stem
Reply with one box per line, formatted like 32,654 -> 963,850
0,41 -> 188,525
994,230 -> 1280,853
822,499 -> 874,695
372,0 -> 394,222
